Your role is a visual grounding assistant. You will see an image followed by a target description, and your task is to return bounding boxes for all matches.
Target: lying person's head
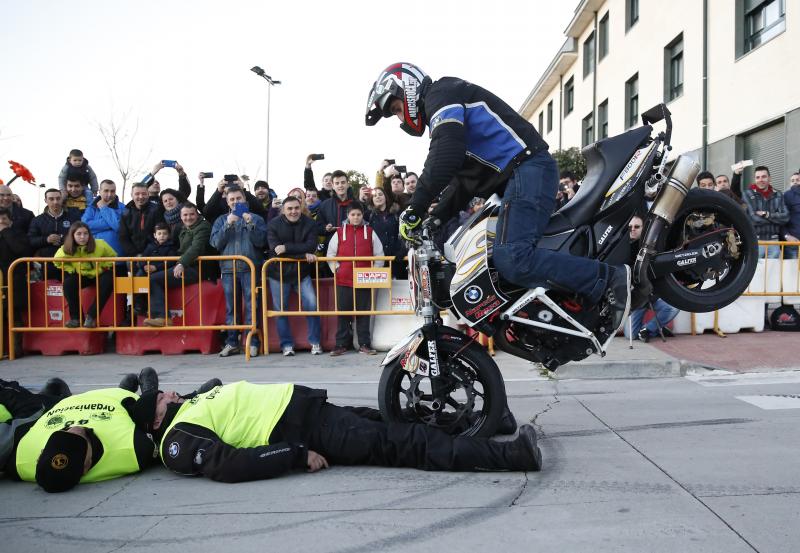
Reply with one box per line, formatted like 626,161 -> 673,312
36,426 -> 102,493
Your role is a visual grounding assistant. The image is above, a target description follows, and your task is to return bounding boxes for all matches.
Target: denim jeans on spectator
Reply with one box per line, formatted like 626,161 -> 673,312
268,276 -> 321,349
758,244 -> 782,259
148,266 -> 199,318
222,271 -> 258,348
624,298 -> 680,338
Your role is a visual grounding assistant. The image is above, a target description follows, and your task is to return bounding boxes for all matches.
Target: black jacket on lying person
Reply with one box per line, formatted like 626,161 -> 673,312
27,208 -> 82,257
266,213 -> 319,284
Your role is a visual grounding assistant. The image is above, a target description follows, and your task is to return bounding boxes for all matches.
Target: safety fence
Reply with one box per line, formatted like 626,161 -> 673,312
261,256 -> 414,355
5,256 -> 258,360
2,242 -> 800,360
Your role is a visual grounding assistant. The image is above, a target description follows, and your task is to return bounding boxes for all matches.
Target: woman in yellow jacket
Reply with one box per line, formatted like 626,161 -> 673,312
54,221 -> 118,328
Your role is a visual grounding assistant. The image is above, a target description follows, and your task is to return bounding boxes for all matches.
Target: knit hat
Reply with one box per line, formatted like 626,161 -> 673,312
35,431 -> 87,493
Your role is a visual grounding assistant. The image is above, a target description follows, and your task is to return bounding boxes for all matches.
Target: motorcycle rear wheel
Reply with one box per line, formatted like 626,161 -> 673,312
378,337 -> 506,437
652,188 -> 758,312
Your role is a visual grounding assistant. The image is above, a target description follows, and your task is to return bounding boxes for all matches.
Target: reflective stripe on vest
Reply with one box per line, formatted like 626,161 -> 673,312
161,382 -> 294,463
16,388 -> 140,483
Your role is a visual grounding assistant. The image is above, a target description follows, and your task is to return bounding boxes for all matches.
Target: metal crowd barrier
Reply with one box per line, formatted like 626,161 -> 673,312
6,255 -> 259,360
688,240 -> 799,336
261,256 -> 414,354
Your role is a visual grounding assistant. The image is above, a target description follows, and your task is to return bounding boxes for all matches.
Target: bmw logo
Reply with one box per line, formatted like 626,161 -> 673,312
168,441 -> 180,458
464,285 -> 483,304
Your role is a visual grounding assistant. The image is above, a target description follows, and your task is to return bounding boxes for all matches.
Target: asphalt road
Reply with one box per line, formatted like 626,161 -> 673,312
2,347 -> 799,552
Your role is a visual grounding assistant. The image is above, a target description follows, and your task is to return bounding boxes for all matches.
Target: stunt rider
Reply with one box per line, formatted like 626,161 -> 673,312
365,63 -> 631,337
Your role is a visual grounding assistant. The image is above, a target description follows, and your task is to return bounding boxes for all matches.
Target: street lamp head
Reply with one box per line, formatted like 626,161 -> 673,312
251,66 -> 265,77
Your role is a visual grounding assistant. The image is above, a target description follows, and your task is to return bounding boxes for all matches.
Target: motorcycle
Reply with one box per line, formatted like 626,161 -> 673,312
378,103 -> 758,437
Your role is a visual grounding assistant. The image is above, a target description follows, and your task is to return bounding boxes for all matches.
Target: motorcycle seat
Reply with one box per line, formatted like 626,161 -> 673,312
544,125 -> 653,235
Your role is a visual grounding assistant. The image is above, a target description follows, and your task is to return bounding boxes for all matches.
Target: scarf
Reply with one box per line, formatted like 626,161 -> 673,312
750,183 -> 774,200
164,204 -> 182,227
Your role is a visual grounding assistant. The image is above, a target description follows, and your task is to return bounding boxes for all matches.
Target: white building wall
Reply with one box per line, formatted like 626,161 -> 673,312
521,0 -> 799,163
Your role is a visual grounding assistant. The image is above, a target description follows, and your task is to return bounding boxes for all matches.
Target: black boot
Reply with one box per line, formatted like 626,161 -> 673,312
40,378 -> 71,398
505,424 -> 543,471
604,265 -> 632,334
196,378 -> 222,395
496,404 -> 518,435
138,367 -> 159,395
119,373 -> 139,393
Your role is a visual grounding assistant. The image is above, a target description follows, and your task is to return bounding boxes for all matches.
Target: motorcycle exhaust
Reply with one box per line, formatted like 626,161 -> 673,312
650,155 -> 700,224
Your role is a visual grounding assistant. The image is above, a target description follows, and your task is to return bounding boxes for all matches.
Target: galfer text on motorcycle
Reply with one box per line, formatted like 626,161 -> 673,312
448,215 -> 510,326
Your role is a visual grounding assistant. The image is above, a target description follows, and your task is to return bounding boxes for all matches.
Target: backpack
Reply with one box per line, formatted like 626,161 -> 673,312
770,305 -> 800,331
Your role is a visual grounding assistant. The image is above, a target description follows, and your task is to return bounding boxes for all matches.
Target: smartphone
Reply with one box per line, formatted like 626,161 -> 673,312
394,165 -> 407,174
232,203 -> 250,217
201,171 -> 214,179
386,159 -> 396,166
224,174 -> 238,183
162,160 -> 177,168
310,153 -> 325,161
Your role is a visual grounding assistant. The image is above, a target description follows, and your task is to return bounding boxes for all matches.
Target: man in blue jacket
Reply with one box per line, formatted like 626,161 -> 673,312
210,186 -> 268,358
81,179 -> 125,254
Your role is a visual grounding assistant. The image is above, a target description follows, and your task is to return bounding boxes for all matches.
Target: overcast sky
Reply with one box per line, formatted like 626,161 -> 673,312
0,0 -> 576,211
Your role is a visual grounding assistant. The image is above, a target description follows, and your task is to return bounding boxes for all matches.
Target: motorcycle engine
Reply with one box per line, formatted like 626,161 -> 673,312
496,293 -> 608,371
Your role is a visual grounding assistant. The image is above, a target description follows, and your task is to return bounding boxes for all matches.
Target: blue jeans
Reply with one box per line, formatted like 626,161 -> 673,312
493,151 -> 609,303
758,244 -> 782,259
222,272 -> 259,348
624,298 -> 679,338
268,276 -> 321,348
782,245 -> 798,259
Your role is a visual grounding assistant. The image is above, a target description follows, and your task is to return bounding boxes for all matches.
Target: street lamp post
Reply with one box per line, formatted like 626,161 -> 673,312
250,66 -> 281,183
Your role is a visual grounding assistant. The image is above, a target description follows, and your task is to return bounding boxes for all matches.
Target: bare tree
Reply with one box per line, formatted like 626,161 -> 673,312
96,110 -> 151,202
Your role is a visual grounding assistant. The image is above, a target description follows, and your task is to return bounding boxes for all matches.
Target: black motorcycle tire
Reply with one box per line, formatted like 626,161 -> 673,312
378,337 -> 506,438
652,188 -> 758,313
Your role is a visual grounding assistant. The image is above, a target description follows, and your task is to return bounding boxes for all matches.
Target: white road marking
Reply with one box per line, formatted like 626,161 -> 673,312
736,395 -> 800,410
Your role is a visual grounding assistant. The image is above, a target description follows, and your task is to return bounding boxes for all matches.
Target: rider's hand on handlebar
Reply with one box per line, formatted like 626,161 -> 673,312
399,205 -> 424,242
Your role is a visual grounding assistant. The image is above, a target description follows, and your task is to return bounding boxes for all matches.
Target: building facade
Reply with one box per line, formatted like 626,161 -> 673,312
520,0 -> 798,190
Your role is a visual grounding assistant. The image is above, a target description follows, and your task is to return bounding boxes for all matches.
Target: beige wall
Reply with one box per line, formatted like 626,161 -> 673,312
522,0 -> 799,160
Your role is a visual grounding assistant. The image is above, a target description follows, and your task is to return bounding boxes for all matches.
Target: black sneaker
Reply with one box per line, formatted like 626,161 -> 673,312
40,378 -> 71,398
119,373 -> 139,393
637,327 -> 651,343
604,265 -> 632,337
662,327 -> 675,338
506,424 -> 543,471
138,367 -> 159,395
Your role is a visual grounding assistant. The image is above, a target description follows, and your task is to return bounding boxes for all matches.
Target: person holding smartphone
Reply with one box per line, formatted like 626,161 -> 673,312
210,186 -> 268,358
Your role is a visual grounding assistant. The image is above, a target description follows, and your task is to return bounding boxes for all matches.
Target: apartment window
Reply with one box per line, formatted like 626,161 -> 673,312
664,33 -> 684,102
583,32 -> 595,78
547,100 -> 553,133
598,99 -> 609,139
564,77 -> 574,116
626,0 -> 639,30
625,73 -> 639,129
744,0 -> 785,54
582,111 -> 594,147
599,12 -> 609,60
538,111 -> 544,134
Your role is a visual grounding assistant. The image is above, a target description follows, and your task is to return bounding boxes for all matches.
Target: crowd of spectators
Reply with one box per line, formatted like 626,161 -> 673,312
3,145 -> 799,355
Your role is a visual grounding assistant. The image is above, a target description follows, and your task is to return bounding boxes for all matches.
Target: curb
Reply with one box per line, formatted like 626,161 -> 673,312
553,358 -> 685,379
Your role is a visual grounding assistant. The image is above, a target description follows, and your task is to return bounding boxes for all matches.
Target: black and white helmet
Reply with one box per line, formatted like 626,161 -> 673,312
365,62 -> 431,137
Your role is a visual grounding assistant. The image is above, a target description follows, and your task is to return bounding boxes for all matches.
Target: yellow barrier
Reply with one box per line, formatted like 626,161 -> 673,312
692,240 -> 799,336
261,256 -> 414,354
6,255 -> 259,361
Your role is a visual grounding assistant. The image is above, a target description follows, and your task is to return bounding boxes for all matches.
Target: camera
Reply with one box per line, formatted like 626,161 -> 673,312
386,159 -> 396,166
394,165 -> 407,174
224,174 -> 238,183
201,172 -> 214,179
310,154 -> 325,161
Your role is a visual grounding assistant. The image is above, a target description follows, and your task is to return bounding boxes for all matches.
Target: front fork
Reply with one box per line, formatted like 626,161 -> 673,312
417,247 -> 444,392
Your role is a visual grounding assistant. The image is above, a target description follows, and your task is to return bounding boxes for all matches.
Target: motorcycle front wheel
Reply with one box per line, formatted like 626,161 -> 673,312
652,188 -> 758,312
378,337 -> 506,437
